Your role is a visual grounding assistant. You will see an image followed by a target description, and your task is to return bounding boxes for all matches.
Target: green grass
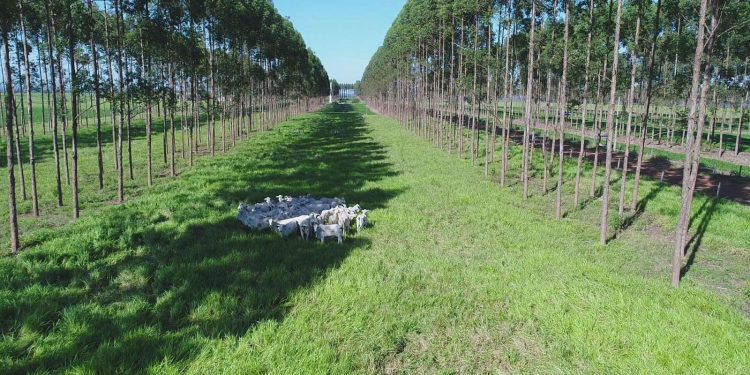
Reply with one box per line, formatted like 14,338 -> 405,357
0,102 -> 748,373
0,93 -> 270,246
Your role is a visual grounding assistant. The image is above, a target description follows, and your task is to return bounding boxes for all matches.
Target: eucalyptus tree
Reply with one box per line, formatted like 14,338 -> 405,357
18,0 -> 39,216
521,0 -> 537,200
554,0 -> 570,220
1,0 -> 329,253
1,0 -> 20,254
671,0 -> 720,287
599,0 -> 623,245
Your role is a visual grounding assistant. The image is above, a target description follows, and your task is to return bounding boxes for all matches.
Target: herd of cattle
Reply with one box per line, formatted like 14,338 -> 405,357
237,195 -> 369,244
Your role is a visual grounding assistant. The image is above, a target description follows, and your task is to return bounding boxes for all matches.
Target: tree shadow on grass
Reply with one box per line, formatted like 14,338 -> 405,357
617,183 -> 667,234
0,103 -> 402,373
680,198 -> 719,280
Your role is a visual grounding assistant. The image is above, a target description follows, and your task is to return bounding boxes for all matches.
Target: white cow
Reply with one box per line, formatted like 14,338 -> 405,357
270,218 -> 299,238
356,210 -> 369,231
314,224 -> 343,244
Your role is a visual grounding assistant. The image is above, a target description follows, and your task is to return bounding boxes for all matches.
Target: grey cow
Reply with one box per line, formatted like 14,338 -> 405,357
314,224 -> 343,244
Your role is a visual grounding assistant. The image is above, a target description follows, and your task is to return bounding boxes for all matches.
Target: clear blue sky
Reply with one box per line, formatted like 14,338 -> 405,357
274,0 -> 406,83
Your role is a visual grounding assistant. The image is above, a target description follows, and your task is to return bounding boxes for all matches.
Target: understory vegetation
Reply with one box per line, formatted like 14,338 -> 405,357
0,102 -> 747,373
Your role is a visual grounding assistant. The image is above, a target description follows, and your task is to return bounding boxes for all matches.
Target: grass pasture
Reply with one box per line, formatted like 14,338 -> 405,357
0,102 -> 748,373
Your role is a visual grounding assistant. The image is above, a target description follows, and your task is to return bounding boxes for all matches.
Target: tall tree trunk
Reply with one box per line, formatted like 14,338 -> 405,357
618,16 -> 640,221
522,0 -> 537,200
45,0 -> 63,207
555,0 -> 570,220
19,4 -> 38,216
574,0 -> 594,207
68,8 -> 80,219
139,16 -> 152,187
115,0 -> 125,203
13,37 -> 27,202
500,2 -> 513,187
103,2 -> 118,173
599,0 -> 623,245
88,0 -> 103,190
55,35 -> 70,186
169,62 -> 176,177
2,28 -> 20,254
736,91 -> 748,155
631,0 -> 662,211
672,0 -> 716,287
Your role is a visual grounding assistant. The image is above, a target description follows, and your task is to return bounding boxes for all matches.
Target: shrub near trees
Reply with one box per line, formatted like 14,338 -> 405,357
0,0 -> 330,254
360,0 -> 750,286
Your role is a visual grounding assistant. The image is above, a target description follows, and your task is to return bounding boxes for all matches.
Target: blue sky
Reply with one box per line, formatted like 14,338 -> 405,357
274,0 -> 406,83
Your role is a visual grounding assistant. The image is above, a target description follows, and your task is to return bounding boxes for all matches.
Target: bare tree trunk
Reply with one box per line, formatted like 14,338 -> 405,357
3,29 -> 20,254
555,0 -> 570,220
20,4 -> 38,216
736,91 -> 748,155
103,2 -> 118,173
574,0 -> 594,207
13,41 -> 27,201
632,0 -> 662,211
138,16 -> 152,187
169,63 -> 176,177
45,0 -> 63,207
470,15 -> 479,167
68,8 -> 80,218
115,0 -> 125,203
500,4 -> 513,187
618,16 -> 640,221
672,0 -> 716,287
88,0 -> 104,191
599,0 -> 623,245
522,0 -> 537,200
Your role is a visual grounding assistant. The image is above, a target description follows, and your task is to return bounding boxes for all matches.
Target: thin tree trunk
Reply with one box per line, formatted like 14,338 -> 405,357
555,0 -> 570,220
632,0 -> 662,211
169,63 -> 176,177
68,8 -> 80,219
139,17 -> 152,187
618,16 -> 640,221
574,0 -> 594,207
736,91 -> 748,155
599,0 -> 623,245
522,0 -> 537,200
45,0 -> 63,207
2,28 -> 20,254
19,4 -> 38,216
88,0 -> 104,190
672,0 -> 716,287
115,0 -> 125,203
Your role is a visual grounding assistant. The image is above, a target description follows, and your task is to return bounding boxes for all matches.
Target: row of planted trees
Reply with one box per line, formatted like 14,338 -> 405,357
360,0 -> 749,286
0,0 -> 331,254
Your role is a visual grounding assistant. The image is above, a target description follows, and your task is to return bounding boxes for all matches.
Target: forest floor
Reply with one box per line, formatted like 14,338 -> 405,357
518,116 -> 750,168
0,101 -> 748,373
509,124 -> 750,205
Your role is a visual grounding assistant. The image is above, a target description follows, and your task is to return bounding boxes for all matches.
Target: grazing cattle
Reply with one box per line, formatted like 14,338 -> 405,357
238,211 -> 271,231
337,211 -> 353,233
294,215 -> 313,240
270,218 -> 299,238
314,224 -> 343,244
356,210 -> 369,231
237,196 -> 367,243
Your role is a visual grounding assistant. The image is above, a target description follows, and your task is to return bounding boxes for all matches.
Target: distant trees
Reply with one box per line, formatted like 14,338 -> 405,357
360,0 -> 749,286
0,0 -> 330,252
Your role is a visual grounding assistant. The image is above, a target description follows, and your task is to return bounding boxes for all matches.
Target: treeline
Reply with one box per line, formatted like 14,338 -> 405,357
360,0 -> 749,286
0,0 -> 330,254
